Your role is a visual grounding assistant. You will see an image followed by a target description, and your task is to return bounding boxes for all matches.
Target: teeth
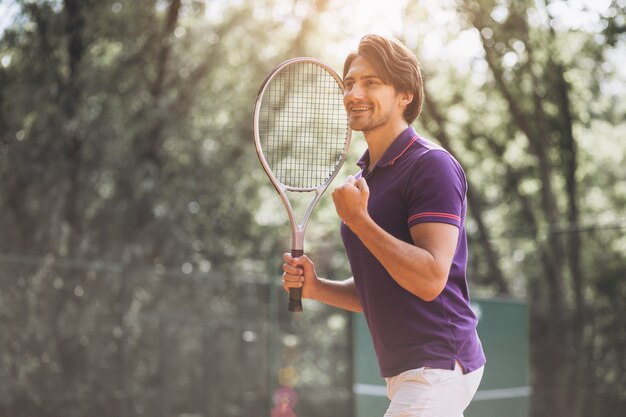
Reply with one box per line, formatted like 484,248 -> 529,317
352,107 -> 369,111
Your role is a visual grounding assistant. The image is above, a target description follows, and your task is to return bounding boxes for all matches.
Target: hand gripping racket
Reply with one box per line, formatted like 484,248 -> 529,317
253,58 -> 351,312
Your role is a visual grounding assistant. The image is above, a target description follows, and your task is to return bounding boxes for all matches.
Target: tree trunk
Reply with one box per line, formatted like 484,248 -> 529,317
459,1 -> 572,415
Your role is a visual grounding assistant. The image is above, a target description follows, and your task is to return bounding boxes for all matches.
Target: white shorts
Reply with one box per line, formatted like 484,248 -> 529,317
383,361 -> 484,417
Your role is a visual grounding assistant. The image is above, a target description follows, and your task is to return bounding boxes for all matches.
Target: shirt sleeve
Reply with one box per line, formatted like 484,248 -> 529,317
406,150 -> 467,229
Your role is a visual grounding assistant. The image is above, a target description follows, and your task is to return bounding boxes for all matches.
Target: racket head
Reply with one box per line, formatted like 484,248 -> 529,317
253,57 -> 351,193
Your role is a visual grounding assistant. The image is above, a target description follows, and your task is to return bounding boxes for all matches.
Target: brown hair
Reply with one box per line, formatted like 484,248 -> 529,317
343,34 -> 424,124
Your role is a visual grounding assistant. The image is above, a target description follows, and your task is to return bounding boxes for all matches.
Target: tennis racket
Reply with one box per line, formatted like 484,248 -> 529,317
253,57 -> 351,312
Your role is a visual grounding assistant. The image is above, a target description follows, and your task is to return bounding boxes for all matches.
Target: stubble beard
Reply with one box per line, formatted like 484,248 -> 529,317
349,108 -> 392,133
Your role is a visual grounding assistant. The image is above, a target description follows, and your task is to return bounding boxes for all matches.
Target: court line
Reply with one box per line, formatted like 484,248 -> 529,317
353,384 -> 531,401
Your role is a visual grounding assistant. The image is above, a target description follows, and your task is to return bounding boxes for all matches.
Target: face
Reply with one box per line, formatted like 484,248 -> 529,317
343,56 -> 409,133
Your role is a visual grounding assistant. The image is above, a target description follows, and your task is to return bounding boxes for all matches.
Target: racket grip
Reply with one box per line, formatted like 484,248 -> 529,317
288,249 -> 304,313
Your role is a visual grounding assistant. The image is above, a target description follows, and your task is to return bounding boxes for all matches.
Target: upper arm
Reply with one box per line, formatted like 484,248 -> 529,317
409,222 -> 459,294
406,150 -> 465,284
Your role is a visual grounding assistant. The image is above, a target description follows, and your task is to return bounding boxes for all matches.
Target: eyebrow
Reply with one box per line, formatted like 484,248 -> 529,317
344,74 -> 382,82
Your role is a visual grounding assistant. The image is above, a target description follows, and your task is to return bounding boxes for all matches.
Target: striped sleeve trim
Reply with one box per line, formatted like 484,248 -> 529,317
408,212 -> 461,223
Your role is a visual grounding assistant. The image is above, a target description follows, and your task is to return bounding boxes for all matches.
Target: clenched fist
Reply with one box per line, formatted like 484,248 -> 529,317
331,175 -> 370,229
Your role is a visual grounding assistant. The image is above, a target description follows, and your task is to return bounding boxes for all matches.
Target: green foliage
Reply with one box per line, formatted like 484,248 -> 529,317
410,1 -> 626,416
1,1 -> 625,417
0,1 -> 352,416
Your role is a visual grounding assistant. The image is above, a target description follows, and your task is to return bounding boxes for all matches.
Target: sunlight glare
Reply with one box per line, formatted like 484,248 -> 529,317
544,0 -> 613,31
325,1 -> 483,75
326,0 -> 410,65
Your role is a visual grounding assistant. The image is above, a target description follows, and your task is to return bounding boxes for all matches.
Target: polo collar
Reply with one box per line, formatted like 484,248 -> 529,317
357,126 -> 419,172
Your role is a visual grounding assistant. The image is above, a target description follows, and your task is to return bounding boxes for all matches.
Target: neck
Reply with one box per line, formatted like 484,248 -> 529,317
363,120 -> 409,169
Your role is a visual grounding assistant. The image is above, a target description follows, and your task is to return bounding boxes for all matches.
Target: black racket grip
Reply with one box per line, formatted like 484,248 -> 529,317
288,249 -> 304,312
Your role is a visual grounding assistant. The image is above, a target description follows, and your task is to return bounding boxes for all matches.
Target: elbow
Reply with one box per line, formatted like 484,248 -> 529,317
398,261 -> 450,302
420,288 -> 443,302
420,273 -> 448,302
410,254 -> 451,302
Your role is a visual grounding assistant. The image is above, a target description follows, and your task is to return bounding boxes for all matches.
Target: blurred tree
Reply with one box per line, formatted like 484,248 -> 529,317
1,1 -> 624,417
401,1 -> 626,416
0,1 -> 353,416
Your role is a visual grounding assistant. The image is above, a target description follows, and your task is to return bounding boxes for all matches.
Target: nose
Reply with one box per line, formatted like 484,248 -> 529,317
345,83 -> 364,101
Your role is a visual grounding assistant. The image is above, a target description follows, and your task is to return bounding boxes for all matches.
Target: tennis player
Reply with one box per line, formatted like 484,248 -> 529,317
282,34 -> 485,417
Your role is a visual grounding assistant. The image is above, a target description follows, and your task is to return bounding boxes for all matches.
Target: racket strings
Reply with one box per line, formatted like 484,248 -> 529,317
258,62 -> 349,189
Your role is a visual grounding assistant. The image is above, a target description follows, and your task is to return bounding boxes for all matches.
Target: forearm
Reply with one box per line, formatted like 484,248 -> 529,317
347,217 -> 448,302
312,277 -> 363,313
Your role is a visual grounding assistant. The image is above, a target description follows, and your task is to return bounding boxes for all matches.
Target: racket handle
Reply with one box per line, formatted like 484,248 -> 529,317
288,249 -> 304,313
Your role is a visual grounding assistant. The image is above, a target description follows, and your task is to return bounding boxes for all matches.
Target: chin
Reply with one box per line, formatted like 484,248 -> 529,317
350,122 -> 382,134
348,120 -> 370,132
349,124 -> 364,132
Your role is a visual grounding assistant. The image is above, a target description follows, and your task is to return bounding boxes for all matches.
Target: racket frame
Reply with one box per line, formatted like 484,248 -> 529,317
253,57 -> 352,312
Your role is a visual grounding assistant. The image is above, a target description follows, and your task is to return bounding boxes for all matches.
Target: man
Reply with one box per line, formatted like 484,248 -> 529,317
282,34 -> 485,417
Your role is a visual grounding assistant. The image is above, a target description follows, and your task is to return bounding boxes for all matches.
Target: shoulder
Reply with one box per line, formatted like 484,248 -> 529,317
406,137 -> 466,183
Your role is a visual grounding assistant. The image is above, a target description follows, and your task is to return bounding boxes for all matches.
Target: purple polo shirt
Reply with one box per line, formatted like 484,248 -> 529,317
340,127 -> 485,378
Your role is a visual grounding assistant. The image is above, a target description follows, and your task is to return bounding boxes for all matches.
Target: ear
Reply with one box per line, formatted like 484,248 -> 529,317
399,92 -> 413,106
